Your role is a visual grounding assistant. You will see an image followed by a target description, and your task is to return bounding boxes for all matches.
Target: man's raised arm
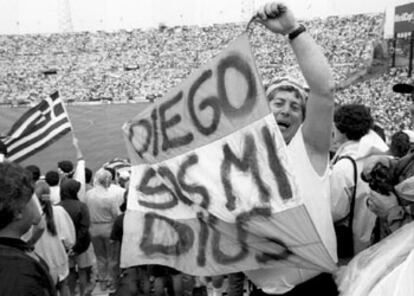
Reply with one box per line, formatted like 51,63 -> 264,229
255,2 -> 335,160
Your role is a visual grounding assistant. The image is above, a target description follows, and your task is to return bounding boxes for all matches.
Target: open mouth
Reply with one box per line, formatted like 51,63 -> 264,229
277,121 -> 290,131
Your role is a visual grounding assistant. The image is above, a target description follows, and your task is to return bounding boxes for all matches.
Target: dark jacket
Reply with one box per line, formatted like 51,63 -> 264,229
59,179 -> 91,254
0,237 -> 56,296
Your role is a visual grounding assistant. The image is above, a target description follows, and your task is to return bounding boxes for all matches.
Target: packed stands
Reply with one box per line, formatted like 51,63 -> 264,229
0,13 -> 411,136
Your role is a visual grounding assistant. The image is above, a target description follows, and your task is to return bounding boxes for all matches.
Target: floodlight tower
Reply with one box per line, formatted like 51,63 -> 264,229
241,0 -> 256,20
57,0 -> 73,33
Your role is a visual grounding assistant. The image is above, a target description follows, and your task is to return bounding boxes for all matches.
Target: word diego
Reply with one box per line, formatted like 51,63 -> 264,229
127,53 -> 258,159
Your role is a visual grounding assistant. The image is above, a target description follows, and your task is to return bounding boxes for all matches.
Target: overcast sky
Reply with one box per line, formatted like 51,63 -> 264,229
0,0 -> 411,35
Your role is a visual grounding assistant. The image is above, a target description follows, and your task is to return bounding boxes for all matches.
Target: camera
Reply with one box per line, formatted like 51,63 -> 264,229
361,161 -> 397,195
362,153 -> 414,198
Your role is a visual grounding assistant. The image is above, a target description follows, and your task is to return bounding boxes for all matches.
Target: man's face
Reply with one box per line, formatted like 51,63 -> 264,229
268,90 -> 304,144
26,194 -> 42,226
331,124 -> 346,149
14,194 -> 41,233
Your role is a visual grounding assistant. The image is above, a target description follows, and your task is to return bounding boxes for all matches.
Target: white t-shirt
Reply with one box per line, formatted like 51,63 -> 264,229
246,127 -> 337,294
108,184 -> 126,207
49,186 -> 61,205
73,159 -> 86,202
34,205 -> 76,283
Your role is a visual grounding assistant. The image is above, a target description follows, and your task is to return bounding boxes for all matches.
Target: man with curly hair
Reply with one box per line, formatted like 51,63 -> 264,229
0,161 -> 56,296
330,104 -> 388,259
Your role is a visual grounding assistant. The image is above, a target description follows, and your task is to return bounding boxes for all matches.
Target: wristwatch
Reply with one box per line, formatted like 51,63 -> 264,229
288,24 -> 306,40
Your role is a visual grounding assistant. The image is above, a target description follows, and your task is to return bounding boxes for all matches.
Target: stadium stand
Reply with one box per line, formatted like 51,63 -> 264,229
1,13 -> 412,137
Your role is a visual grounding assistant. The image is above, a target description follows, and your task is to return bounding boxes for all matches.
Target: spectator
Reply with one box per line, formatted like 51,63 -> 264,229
34,180 -> 76,296
59,178 -> 93,296
0,161 -> 56,296
85,167 -> 93,191
362,153 -> 414,239
26,165 -> 41,183
45,170 -> 61,205
59,179 -> 90,254
1,9 -> 408,138
58,160 -> 74,179
86,168 -> 120,291
117,169 -> 130,189
71,137 -> 87,202
109,189 -> 174,296
110,190 -> 127,288
389,131 -> 411,158
245,2 -> 337,295
23,165 -> 47,247
59,137 -> 96,296
330,104 -> 388,259
367,189 -> 414,235
110,190 -> 137,295
104,166 -> 126,207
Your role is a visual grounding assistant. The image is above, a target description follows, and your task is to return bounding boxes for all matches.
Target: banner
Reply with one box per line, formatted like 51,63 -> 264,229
368,249 -> 414,296
336,222 -> 414,296
121,33 -> 336,275
395,3 -> 414,35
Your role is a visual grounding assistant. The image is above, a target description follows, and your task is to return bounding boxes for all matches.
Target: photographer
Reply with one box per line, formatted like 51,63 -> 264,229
363,154 -> 414,239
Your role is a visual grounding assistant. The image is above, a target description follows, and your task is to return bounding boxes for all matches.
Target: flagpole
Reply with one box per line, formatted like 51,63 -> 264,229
56,90 -> 75,135
53,90 -> 81,161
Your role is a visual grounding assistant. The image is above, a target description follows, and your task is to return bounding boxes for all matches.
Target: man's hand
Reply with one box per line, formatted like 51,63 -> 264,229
254,2 -> 299,35
367,190 -> 399,219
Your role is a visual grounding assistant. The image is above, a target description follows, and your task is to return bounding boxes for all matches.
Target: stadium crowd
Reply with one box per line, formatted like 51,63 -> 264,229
1,2 -> 414,296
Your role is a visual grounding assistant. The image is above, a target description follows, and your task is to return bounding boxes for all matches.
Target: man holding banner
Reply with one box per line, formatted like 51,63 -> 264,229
246,2 -> 337,295
121,1 -> 337,296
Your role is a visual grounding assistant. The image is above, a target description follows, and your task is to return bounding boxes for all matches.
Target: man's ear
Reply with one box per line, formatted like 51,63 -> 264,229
13,207 -> 24,221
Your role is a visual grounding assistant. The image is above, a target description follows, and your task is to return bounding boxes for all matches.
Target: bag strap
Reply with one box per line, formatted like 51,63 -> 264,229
335,156 -> 358,235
